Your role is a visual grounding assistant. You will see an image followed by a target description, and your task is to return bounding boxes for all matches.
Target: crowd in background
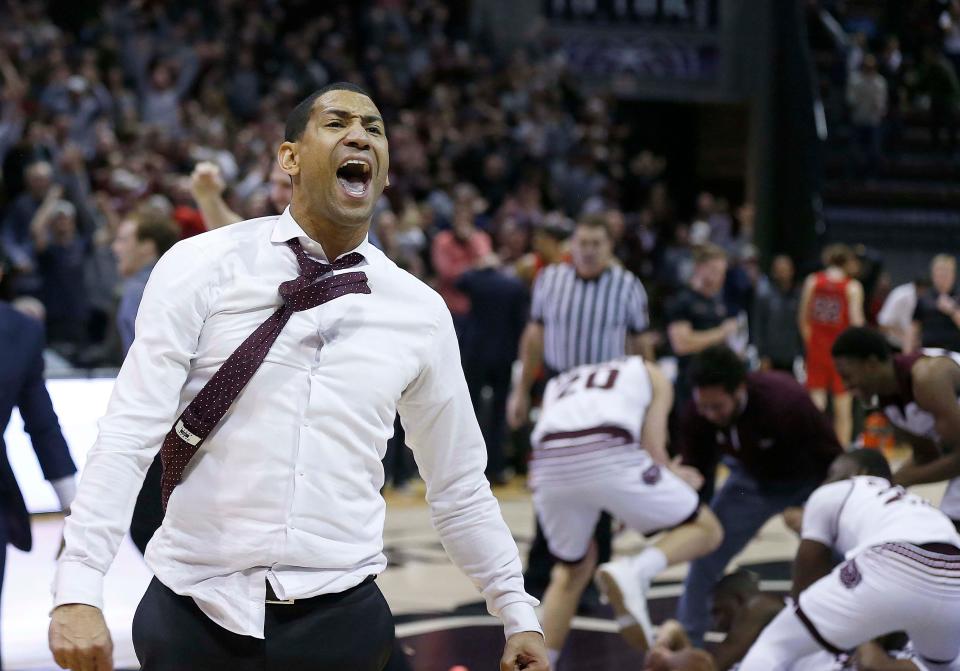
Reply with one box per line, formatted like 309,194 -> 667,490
1,0 -> 959,478
814,0 -> 960,159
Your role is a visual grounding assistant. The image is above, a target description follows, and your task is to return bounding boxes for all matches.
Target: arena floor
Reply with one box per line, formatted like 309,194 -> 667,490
6,471 -> 945,671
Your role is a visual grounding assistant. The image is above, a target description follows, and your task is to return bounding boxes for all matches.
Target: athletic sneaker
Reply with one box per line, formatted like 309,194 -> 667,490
595,558 -> 654,651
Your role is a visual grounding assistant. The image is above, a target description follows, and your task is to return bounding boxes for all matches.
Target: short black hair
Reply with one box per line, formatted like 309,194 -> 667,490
689,345 -> 747,393
838,448 -> 893,480
831,327 -> 891,362
713,570 -> 760,599
574,213 -> 612,239
284,82 -> 373,142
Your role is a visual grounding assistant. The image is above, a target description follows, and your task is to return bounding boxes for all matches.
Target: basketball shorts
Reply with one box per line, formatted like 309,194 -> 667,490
740,542 -> 960,671
532,461 -> 699,563
805,345 -> 845,395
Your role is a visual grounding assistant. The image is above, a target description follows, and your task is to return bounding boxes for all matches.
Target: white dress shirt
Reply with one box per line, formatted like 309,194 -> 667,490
54,208 -> 540,639
877,282 -> 917,347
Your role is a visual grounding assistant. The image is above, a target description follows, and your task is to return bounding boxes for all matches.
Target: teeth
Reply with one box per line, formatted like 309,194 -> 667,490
341,159 -> 370,175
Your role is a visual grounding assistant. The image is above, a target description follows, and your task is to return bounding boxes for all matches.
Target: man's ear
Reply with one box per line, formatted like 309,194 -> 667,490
278,142 -> 300,177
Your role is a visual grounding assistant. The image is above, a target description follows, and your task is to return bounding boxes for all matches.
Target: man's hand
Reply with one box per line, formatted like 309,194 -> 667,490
781,506 -> 804,535
644,647 -> 674,671
653,618 -> 691,652
189,161 -> 226,201
501,631 -> 550,670
49,604 -> 114,671
853,640 -> 891,670
668,456 -> 704,491
936,293 -> 958,317
506,389 -> 531,430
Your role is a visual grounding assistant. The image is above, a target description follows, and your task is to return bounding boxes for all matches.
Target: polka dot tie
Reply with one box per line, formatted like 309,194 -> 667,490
158,239 -> 370,511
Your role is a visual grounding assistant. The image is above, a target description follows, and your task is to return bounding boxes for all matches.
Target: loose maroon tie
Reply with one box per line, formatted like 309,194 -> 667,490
159,239 -> 370,510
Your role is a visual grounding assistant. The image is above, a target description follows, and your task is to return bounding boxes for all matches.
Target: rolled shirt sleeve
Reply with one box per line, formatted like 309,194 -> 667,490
53,239 -> 213,609
398,306 -> 542,639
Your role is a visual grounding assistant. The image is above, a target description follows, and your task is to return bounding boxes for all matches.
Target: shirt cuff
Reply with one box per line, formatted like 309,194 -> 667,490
52,560 -> 105,611
50,476 -> 77,511
500,601 -> 543,640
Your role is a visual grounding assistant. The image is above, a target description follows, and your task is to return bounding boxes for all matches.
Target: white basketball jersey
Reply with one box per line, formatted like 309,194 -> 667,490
532,356 -> 652,446
802,476 -> 960,559
529,356 -> 653,487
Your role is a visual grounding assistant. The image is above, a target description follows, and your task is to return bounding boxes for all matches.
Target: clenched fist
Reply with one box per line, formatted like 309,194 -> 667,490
49,604 -> 114,671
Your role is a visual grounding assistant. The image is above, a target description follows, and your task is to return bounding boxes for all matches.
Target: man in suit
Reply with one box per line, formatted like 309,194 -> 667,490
456,253 -> 529,483
0,249 -> 77,669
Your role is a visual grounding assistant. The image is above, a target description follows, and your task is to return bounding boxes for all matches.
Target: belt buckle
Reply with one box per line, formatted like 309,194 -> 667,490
265,584 -> 296,605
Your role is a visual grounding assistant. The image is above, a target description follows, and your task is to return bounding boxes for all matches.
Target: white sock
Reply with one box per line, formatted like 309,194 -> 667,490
547,649 -> 561,667
630,547 -> 668,584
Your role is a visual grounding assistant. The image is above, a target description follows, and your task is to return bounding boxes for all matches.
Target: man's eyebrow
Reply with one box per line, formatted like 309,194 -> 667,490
321,108 -> 384,125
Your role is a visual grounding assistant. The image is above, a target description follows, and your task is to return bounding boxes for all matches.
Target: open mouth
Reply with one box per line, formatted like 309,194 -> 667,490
336,159 -> 372,199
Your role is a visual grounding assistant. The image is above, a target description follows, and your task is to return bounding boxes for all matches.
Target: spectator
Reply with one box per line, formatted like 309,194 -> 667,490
126,42 -> 200,135
112,209 -> 181,357
877,275 -> 929,351
32,196 -> 89,349
513,212 -> 571,287
675,345 -> 842,647
916,46 -> 960,153
0,52 -> 26,166
846,54 -> 888,165
38,75 -> 112,157
911,253 -> 960,353
666,244 -> 739,406
430,184 -> 492,332
753,254 -> 803,374
457,254 -> 528,484
941,0 -> 960,75
188,161 -> 243,231
846,31 -> 867,73
1,160 -> 55,287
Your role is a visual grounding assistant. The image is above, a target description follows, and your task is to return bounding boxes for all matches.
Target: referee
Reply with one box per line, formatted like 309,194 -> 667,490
507,213 -> 649,597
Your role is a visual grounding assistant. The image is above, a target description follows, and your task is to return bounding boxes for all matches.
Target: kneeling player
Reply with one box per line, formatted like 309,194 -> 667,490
529,356 -> 723,667
740,450 -> 960,671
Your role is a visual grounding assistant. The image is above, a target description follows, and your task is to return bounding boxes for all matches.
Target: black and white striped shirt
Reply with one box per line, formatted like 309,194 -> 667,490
530,263 -> 648,372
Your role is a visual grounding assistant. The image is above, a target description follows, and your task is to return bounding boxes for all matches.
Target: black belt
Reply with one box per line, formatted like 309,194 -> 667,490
265,575 -> 376,605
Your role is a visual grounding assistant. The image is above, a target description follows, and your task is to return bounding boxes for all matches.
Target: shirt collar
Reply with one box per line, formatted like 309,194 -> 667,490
271,206 -> 371,263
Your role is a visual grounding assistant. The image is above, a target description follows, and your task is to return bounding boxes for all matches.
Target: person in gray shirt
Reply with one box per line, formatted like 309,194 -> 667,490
111,208 -> 180,357
753,254 -> 803,374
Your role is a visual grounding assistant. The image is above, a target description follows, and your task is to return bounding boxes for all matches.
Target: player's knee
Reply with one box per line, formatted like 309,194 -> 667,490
551,548 -> 597,591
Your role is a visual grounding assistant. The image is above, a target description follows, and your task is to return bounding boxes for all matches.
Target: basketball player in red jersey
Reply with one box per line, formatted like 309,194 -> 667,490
798,244 -> 865,445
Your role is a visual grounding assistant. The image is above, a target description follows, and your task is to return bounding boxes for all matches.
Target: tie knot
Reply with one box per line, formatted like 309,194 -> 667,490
286,239 -> 365,279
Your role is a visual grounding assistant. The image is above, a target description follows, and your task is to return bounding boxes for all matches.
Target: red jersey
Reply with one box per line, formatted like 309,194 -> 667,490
808,271 -> 851,344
